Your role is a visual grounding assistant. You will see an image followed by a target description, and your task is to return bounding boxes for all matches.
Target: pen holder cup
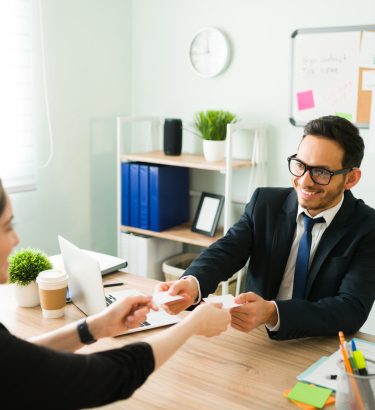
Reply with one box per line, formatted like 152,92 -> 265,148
336,359 -> 375,410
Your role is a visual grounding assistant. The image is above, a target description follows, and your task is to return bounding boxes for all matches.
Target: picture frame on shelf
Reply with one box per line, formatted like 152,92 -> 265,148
191,192 -> 224,237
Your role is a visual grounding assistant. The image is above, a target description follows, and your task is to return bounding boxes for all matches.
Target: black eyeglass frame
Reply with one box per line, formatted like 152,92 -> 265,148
287,154 -> 354,185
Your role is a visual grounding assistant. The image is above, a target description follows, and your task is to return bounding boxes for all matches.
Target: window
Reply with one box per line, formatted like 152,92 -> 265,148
0,0 -> 36,193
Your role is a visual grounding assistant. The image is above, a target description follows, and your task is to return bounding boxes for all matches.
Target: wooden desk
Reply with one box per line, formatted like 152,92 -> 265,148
0,273 -> 373,410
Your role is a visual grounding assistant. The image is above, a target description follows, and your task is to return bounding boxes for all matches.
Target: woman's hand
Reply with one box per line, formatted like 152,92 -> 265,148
87,295 -> 157,339
187,302 -> 231,337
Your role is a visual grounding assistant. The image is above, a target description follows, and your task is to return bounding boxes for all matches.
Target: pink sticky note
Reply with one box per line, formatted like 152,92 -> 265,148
297,90 -> 315,111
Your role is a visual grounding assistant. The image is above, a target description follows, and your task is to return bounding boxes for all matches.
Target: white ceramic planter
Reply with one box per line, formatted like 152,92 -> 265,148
203,140 -> 226,162
13,281 -> 40,307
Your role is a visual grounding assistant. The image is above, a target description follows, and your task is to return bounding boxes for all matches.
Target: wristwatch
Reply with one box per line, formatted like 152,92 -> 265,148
77,319 -> 97,345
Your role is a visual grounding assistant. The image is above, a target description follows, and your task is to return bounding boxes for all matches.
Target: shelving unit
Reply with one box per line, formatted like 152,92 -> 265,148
116,116 -> 267,293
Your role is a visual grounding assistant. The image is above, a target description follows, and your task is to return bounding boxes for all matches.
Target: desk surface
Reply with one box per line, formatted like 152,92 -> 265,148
0,272 -> 373,410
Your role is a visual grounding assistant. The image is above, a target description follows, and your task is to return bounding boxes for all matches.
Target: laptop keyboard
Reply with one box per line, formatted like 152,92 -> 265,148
105,294 -> 117,306
105,294 -> 151,327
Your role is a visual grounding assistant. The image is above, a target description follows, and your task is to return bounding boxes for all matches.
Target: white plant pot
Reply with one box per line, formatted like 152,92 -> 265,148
13,281 -> 40,307
203,140 -> 226,162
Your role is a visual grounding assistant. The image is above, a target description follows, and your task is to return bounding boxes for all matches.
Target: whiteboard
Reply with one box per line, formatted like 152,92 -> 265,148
290,25 -> 375,128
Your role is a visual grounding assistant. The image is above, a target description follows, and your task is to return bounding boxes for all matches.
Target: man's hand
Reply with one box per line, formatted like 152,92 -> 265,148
154,277 -> 198,314
230,292 -> 277,333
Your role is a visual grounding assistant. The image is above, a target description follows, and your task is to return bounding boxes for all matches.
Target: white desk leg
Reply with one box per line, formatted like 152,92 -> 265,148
235,269 -> 243,296
221,280 -> 229,295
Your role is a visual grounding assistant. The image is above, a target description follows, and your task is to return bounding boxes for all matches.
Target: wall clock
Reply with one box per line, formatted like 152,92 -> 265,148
189,27 -> 231,78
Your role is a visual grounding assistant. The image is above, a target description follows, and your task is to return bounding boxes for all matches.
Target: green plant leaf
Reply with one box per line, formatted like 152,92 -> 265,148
193,110 -> 237,140
8,248 -> 53,286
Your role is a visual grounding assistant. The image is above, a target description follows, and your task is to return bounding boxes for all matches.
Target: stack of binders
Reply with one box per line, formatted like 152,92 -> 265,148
121,162 -> 189,231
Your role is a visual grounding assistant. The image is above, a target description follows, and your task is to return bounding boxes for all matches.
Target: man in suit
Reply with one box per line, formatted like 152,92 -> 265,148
158,115 -> 375,340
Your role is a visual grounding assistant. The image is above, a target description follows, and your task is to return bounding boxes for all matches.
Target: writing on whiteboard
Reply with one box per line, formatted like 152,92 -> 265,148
301,53 -> 348,77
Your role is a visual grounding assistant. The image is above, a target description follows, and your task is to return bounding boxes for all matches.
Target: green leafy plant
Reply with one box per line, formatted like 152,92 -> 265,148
194,110 -> 237,141
8,248 -> 52,286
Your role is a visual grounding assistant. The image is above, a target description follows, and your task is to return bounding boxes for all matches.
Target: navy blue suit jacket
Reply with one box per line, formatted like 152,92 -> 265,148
184,188 -> 375,340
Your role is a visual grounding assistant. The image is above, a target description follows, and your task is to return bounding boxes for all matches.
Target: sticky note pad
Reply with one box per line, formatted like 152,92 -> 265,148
287,382 -> 332,409
297,90 -> 315,110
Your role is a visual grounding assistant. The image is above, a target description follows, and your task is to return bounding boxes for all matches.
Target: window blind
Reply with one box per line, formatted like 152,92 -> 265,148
0,0 -> 36,193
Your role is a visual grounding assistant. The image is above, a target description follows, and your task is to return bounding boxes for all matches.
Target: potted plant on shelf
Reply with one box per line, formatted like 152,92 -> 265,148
9,248 -> 53,307
194,110 -> 237,162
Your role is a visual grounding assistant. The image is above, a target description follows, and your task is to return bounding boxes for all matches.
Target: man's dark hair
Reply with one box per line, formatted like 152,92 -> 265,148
0,179 -> 6,217
303,115 -> 364,168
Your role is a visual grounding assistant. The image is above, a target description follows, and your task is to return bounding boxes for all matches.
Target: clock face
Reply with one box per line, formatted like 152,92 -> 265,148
189,27 -> 231,78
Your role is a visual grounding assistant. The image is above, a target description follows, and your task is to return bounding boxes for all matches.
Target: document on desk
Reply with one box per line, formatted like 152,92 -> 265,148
297,338 -> 375,390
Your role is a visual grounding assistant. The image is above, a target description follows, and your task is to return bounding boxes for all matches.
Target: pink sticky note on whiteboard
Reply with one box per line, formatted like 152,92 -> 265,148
297,90 -> 315,110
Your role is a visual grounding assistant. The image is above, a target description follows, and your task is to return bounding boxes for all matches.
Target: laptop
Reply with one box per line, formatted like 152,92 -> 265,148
58,235 -> 181,334
49,250 -> 127,276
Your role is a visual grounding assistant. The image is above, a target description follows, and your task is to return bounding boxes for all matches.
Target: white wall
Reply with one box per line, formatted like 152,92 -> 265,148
10,0 -> 131,255
130,0 -> 375,218
9,0 -> 375,258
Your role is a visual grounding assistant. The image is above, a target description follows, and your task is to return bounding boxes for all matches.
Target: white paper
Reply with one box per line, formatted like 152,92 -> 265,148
152,291 -> 184,305
368,89 -> 375,154
203,294 -> 242,309
360,32 -> 375,69
362,70 -> 375,91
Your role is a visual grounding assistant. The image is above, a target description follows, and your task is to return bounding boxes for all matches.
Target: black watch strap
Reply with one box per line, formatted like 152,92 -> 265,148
77,319 -> 97,345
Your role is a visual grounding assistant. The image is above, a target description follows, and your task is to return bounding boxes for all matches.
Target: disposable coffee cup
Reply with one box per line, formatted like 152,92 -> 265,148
36,270 -> 69,318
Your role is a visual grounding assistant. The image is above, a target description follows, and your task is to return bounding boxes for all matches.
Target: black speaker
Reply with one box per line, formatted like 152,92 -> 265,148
163,118 -> 182,156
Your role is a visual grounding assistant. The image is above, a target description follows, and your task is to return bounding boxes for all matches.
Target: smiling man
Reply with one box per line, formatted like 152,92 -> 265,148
158,115 -> 375,340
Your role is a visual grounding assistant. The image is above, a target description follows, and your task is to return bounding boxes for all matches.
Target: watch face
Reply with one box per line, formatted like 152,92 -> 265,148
189,27 -> 230,78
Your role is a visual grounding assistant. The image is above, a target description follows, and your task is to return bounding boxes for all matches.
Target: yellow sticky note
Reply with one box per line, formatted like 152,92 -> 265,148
287,382 -> 332,409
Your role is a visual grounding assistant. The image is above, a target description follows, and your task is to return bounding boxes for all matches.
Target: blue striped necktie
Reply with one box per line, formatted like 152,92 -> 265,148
292,213 -> 325,299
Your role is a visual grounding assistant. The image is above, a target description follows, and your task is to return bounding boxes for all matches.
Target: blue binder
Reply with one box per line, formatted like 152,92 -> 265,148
139,164 -> 150,229
149,165 -> 189,231
130,163 -> 140,227
121,162 -> 130,226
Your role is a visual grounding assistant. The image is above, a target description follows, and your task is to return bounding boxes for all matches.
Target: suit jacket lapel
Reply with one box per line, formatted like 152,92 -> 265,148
268,190 -> 298,298
306,190 -> 356,296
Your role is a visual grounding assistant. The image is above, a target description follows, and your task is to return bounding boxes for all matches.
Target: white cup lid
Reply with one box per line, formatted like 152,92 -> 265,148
36,269 -> 69,284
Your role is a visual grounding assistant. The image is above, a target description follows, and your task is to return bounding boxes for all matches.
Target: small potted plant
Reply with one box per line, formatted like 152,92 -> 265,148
194,110 -> 237,161
9,248 -> 53,307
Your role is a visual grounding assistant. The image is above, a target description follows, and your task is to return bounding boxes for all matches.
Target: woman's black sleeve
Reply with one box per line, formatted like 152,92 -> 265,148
0,325 -> 155,410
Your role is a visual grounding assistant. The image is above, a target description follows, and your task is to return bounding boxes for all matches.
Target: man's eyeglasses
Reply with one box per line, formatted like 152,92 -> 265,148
287,154 -> 354,185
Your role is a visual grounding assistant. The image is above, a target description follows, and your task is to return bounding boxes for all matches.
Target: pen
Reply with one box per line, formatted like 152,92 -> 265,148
346,341 -> 358,373
339,332 -> 353,373
327,373 -> 375,380
103,282 -> 124,288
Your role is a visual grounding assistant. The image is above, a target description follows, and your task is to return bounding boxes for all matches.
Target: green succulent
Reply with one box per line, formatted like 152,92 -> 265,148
194,110 -> 237,141
8,248 -> 52,286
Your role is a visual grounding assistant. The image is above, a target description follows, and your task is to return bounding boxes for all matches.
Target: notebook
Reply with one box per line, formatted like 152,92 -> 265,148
58,235 -> 181,334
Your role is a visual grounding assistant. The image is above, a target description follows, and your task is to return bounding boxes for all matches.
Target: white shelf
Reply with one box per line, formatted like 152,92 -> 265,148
116,116 -> 267,294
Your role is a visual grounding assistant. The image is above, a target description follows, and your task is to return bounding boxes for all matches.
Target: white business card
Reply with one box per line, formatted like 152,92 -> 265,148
153,291 -> 184,305
203,294 -> 242,309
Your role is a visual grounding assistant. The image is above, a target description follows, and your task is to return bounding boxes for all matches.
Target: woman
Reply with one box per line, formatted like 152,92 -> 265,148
0,180 -> 230,409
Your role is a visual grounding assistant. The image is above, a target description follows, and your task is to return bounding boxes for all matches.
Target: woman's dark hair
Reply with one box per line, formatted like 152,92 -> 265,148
303,115 -> 364,168
0,179 -> 6,217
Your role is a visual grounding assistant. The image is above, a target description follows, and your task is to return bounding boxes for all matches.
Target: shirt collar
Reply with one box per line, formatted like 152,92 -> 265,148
296,194 -> 344,227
